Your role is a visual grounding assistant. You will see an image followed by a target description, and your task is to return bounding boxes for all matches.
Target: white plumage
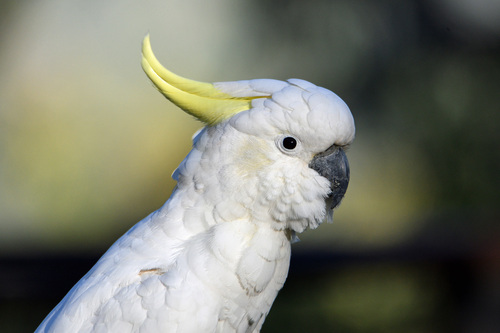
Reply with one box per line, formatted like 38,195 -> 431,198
36,36 -> 355,333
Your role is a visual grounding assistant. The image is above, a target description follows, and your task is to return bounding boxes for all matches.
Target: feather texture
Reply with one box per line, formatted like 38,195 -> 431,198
36,48 -> 355,332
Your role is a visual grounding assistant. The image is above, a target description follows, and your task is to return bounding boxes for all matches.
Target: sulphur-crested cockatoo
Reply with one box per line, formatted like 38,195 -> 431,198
36,35 -> 355,333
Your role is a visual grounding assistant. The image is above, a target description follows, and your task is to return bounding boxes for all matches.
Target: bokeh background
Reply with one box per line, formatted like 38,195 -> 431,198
1,0 -> 499,332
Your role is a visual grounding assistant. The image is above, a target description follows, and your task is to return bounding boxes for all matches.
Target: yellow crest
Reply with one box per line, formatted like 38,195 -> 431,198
142,35 -> 257,125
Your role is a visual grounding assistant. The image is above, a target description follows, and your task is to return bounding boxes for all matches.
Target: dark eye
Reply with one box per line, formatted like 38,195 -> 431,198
282,136 -> 297,150
276,134 -> 300,154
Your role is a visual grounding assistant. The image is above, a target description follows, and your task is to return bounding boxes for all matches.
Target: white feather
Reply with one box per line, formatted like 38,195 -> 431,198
36,76 -> 354,333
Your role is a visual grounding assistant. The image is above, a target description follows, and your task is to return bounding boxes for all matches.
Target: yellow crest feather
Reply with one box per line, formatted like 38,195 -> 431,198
141,35 -> 254,125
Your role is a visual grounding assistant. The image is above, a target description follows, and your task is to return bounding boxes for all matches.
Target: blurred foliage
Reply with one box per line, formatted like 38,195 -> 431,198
264,263 -> 446,333
380,50 -> 500,209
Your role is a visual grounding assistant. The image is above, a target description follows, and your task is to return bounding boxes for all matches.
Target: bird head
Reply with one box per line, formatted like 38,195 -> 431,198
142,35 -> 355,233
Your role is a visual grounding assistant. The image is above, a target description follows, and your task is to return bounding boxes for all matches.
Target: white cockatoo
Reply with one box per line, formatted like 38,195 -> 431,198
36,35 -> 355,333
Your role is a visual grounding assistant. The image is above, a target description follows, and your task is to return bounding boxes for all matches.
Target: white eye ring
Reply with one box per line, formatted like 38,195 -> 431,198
276,135 -> 301,154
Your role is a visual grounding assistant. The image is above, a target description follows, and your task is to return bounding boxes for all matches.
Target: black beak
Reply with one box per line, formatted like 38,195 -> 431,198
309,145 -> 350,210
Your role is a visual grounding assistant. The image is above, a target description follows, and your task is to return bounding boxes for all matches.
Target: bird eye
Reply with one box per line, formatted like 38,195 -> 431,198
277,135 -> 300,153
282,137 -> 297,150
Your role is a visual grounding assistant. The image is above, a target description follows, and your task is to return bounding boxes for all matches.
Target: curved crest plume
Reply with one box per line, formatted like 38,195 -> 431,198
142,35 -> 258,125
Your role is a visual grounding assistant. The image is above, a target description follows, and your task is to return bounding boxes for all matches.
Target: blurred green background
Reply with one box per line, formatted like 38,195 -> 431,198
1,0 -> 499,332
